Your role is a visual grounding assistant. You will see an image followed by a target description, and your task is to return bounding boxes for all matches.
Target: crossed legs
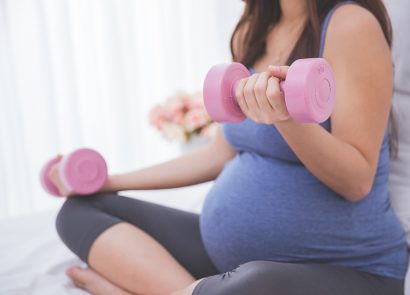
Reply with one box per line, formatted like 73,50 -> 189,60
56,192 -> 218,294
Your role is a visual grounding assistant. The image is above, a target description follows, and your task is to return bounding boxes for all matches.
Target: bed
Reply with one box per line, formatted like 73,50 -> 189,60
0,183 -> 209,295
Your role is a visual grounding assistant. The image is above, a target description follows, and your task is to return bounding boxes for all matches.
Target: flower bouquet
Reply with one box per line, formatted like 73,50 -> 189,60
149,91 -> 217,144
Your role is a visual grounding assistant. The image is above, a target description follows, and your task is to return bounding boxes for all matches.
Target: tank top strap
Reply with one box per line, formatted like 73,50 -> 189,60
319,1 -> 358,57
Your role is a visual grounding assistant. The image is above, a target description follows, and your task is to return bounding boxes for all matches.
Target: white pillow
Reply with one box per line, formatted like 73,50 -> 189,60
385,0 -> 410,245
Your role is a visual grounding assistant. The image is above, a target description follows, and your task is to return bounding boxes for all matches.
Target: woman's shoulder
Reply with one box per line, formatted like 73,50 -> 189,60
325,3 -> 386,47
323,3 -> 390,62
330,3 -> 381,31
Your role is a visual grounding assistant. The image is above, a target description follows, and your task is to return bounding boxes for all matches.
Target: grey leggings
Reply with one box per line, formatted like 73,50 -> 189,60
56,192 -> 404,295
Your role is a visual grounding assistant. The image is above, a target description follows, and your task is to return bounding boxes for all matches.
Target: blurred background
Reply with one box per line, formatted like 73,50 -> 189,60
0,0 -> 243,218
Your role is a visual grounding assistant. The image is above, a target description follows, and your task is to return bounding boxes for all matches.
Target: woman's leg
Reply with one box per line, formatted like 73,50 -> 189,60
56,192 -> 218,294
191,260 -> 404,295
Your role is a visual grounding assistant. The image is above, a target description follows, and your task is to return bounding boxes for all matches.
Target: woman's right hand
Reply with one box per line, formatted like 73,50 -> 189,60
48,155 -> 73,197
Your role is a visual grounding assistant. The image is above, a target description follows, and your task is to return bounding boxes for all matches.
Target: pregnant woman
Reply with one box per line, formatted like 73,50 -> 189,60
53,0 -> 409,294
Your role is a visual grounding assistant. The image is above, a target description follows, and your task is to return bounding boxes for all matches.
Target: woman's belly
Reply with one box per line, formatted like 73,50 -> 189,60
199,152 -> 406,273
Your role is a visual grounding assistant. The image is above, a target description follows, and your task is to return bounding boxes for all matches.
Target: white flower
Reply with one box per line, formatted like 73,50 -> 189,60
161,122 -> 188,143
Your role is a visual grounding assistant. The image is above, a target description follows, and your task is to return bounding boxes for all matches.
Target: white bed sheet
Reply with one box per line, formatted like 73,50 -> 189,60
0,183 -> 210,295
1,182 -> 409,294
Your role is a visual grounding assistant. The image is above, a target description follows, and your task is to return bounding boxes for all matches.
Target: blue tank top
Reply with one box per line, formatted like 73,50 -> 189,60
200,2 -> 409,280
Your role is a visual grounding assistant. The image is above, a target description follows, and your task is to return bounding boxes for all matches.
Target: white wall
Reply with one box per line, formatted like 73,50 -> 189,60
0,0 -> 244,217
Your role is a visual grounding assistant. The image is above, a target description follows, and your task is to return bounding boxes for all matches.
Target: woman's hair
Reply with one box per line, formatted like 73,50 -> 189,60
231,0 -> 392,67
231,0 -> 397,157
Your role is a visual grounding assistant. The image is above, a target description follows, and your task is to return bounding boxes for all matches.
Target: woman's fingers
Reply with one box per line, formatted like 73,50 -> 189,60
242,74 -> 260,118
266,76 -> 282,110
235,78 -> 248,114
234,68 -> 291,124
266,77 -> 290,121
48,164 -> 72,196
254,72 -> 275,116
267,65 -> 290,121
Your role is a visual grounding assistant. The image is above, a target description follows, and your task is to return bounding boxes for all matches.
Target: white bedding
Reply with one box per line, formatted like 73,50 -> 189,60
0,183 -> 210,295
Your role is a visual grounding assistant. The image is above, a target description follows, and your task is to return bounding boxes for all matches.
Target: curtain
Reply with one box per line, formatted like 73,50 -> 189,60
0,0 -> 243,217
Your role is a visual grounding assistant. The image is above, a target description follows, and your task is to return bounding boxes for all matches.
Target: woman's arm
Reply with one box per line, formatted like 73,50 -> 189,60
103,126 -> 236,191
235,5 -> 393,202
274,5 -> 392,202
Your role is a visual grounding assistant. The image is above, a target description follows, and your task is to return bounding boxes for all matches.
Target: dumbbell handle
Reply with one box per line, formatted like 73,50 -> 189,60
230,78 -> 287,111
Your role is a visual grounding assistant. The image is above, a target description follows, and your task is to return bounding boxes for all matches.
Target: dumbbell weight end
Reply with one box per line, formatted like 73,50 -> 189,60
40,148 -> 108,197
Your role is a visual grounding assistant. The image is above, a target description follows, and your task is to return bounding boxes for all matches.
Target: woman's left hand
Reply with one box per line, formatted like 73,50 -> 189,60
235,65 -> 291,124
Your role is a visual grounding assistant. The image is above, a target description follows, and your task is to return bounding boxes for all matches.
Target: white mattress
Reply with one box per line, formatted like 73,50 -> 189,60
1,182 -> 409,294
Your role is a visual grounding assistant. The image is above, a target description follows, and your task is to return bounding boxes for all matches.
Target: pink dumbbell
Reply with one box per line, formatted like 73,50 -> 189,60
203,58 -> 336,124
40,148 -> 108,196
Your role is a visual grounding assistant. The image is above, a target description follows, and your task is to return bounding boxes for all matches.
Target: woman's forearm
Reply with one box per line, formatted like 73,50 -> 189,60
274,120 -> 374,202
103,144 -> 231,191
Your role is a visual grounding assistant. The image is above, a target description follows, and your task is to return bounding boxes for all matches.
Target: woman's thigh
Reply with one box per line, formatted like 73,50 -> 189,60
56,191 -> 219,279
193,260 -> 404,295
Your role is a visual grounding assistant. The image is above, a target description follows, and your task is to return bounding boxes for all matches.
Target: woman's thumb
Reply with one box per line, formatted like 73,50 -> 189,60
268,65 -> 289,79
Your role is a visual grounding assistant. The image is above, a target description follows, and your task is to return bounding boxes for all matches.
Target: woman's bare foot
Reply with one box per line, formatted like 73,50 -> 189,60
66,266 -> 131,295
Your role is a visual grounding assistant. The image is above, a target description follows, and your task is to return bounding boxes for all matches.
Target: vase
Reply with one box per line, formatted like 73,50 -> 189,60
179,136 -> 210,153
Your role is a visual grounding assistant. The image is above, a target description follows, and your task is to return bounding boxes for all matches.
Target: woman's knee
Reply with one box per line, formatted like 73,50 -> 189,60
55,196 -> 92,246
56,192 -> 117,235
55,192 -> 118,258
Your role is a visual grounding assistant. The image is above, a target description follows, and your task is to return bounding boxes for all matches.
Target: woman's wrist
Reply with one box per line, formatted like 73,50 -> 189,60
273,117 -> 299,130
101,174 -> 121,192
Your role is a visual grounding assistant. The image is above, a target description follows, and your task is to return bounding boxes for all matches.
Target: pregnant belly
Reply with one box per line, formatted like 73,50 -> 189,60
199,152 -> 355,272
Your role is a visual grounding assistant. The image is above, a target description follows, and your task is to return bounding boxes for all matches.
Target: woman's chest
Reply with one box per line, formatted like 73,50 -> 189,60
222,119 -> 331,163
222,119 -> 298,162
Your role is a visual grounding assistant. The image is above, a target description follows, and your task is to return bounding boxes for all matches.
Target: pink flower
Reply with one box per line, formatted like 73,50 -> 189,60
184,108 -> 211,132
165,100 -> 185,120
149,90 -> 214,143
149,105 -> 166,130
182,92 -> 204,110
171,111 -> 185,125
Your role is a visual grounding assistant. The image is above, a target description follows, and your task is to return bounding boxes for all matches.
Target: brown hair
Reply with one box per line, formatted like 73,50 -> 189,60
230,0 -> 397,157
231,0 -> 392,66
